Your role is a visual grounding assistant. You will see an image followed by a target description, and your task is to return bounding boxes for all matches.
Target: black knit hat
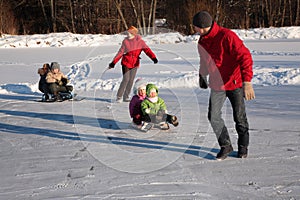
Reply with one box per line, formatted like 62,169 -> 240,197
193,11 -> 213,28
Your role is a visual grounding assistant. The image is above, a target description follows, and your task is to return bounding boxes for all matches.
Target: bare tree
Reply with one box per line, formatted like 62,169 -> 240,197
2,0 -> 299,35
130,0 -> 142,33
114,0 -> 128,30
140,0 -> 147,34
288,0 -> 293,25
280,0 -> 285,26
0,0 -> 17,35
68,0 -> 76,33
39,0 -> 50,32
215,0 -> 222,23
296,0 -> 300,25
147,0 -> 154,34
245,0 -> 251,29
50,0 -> 56,32
151,0 -> 157,34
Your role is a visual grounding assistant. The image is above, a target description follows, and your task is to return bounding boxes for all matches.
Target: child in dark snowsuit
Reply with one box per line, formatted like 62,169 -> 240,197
38,63 -> 51,100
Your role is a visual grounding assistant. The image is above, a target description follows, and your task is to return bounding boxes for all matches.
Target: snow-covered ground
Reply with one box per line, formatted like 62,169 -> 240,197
0,27 -> 299,199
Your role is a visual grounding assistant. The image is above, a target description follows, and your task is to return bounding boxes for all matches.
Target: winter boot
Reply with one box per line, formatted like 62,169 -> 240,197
216,145 -> 233,160
159,122 -> 170,130
66,85 -> 73,92
167,115 -> 179,127
42,94 -> 49,102
60,92 -> 73,100
140,122 -> 154,132
116,97 -> 122,103
238,146 -> 248,158
54,95 -> 63,102
45,94 -> 49,101
123,97 -> 131,102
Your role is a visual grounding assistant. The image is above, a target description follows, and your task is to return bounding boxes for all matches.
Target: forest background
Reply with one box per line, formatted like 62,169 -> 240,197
1,0 -> 300,36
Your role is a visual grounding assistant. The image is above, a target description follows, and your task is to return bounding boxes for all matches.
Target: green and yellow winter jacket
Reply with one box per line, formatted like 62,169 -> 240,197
141,84 -> 167,115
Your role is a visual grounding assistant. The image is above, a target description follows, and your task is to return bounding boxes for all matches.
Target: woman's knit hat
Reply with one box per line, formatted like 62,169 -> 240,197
193,11 -> 213,28
127,26 -> 139,35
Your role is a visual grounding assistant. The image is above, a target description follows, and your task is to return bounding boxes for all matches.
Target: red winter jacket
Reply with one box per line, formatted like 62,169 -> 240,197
198,22 -> 253,91
112,35 -> 157,69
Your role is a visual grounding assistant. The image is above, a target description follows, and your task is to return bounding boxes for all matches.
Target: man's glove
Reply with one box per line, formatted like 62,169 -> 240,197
109,62 -> 115,69
152,58 -> 158,64
243,82 -> 255,100
199,75 -> 208,89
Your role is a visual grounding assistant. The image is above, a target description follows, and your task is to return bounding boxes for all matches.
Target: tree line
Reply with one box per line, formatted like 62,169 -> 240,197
1,0 -> 300,36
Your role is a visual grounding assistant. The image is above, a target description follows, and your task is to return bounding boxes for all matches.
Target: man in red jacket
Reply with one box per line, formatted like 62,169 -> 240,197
193,11 -> 255,160
109,26 -> 158,103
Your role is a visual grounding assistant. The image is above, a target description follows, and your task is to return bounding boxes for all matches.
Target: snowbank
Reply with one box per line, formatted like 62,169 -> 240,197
1,26 -> 300,48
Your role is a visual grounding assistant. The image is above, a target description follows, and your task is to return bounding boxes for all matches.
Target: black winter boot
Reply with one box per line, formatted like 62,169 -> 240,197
238,146 -> 248,158
216,145 -> 233,160
54,95 -> 63,102
166,114 -> 179,127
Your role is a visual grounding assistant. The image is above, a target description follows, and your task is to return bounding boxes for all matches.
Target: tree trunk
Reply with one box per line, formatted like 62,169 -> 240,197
288,0 -> 293,25
130,0 -> 142,34
152,0 -> 157,34
140,0 -> 146,35
281,0 -> 287,27
50,0 -> 57,32
0,0 -> 3,35
264,0 -> 271,26
39,0 -> 50,33
245,0 -> 250,29
296,0 -> 300,25
114,0 -> 128,30
147,0 -> 154,34
68,0 -> 76,33
216,0 -> 221,23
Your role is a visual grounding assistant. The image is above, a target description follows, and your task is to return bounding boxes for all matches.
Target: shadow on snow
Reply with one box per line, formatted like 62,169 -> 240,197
0,118 -> 219,160
0,109 -> 122,130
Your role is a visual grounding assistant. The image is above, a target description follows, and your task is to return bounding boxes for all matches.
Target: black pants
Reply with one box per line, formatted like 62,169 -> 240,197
208,88 -> 249,147
117,66 -> 137,100
48,83 -> 69,95
38,81 -> 50,95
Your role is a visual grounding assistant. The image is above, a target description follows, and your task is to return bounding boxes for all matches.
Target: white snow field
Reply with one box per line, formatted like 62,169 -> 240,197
0,27 -> 299,199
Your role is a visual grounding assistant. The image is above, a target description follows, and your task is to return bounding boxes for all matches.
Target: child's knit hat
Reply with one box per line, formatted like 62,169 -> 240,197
146,83 -> 158,97
133,78 -> 147,95
51,62 -> 60,70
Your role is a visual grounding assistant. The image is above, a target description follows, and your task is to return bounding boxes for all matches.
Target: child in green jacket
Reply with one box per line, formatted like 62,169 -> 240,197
141,83 -> 178,130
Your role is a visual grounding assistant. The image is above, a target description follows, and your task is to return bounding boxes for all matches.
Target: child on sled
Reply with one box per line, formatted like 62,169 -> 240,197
45,62 -> 73,102
129,83 -> 178,131
139,83 -> 178,131
129,79 -> 153,131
